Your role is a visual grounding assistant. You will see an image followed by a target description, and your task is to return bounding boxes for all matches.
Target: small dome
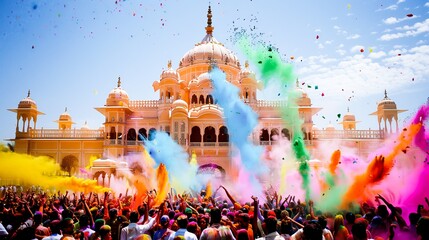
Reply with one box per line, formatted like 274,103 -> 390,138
343,112 -> 356,122
188,78 -> 198,88
59,108 -> 72,122
197,72 -> 211,84
106,77 -> 130,106
377,90 -> 397,110
326,124 -> 336,131
81,121 -> 90,130
160,60 -> 179,80
240,61 -> 256,80
172,99 -> 188,109
18,90 -> 37,109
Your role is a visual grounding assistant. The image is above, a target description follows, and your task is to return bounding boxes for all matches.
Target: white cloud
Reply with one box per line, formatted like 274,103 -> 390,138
369,51 -> 387,59
393,45 -> 403,49
338,44 -> 344,48
315,29 -> 322,33
383,15 -> 416,25
325,40 -> 333,45
425,2 -> 429,7
331,17 -> 338,20
318,43 -> 324,49
386,4 -> 398,10
416,39 -> 426,45
388,48 -> 408,56
379,18 -> 429,40
397,0 -> 405,4
336,49 -> 346,56
350,45 -> 365,53
371,31 -> 378,35
333,25 -> 340,30
346,34 -> 361,40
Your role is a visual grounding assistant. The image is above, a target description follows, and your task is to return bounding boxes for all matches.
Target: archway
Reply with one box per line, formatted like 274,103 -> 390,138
190,126 -> 202,143
203,126 -> 216,142
260,128 -> 269,141
218,126 -> 229,142
127,128 -> 136,141
61,155 -> 79,176
191,94 -> 198,104
138,128 -> 147,140
270,128 -> 279,141
197,164 -> 226,179
206,95 -> 214,104
281,128 -> 291,140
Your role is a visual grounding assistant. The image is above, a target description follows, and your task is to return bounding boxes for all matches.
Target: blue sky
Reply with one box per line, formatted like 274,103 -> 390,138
1,0 -> 428,143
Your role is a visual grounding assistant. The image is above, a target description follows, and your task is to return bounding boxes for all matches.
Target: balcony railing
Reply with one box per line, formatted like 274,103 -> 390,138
29,129 -> 104,139
312,130 -> 384,139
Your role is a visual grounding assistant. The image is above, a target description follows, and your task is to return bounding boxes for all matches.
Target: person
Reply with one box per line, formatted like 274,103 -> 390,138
333,215 -> 349,240
168,215 -> 197,240
416,216 -> 429,240
153,215 -> 175,240
302,222 -> 323,240
60,218 -> 76,240
42,220 -> 62,240
99,225 -> 112,240
256,216 -> 284,240
35,211 -> 51,240
349,219 -> 372,240
200,208 -> 236,240
121,211 -> 156,240
79,215 -> 95,240
237,229 -> 249,240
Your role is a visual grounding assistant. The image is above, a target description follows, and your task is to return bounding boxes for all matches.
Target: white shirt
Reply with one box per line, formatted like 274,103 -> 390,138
256,231 -> 285,240
120,217 -> 156,240
168,228 -> 198,240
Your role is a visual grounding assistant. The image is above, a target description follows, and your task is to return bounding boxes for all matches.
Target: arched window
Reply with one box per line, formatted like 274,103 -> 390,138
203,126 -> 216,142
148,128 -> 157,141
218,126 -> 229,142
302,129 -> 308,140
127,128 -> 136,141
109,127 -> 116,139
190,126 -> 201,142
191,94 -> 198,104
281,128 -> 290,140
138,128 -> 147,140
206,95 -> 214,104
270,128 -> 279,141
199,95 -> 205,104
259,128 -> 269,141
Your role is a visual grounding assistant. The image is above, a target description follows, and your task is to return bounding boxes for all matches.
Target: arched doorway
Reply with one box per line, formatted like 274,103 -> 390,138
190,126 -> 202,143
197,164 -> 226,179
138,128 -> 147,140
203,126 -> 216,142
270,128 -> 279,141
61,155 -> 79,176
191,94 -> 198,104
218,126 -> 229,143
206,95 -> 214,104
260,128 -> 269,142
281,128 -> 291,140
199,95 -> 205,104
127,128 -> 136,141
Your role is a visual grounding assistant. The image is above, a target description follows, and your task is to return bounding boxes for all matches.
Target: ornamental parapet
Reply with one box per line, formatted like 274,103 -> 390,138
29,129 -> 104,139
312,130 -> 385,139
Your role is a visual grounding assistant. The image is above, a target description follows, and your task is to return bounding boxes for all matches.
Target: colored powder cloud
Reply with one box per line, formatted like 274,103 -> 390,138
236,35 -> 312,200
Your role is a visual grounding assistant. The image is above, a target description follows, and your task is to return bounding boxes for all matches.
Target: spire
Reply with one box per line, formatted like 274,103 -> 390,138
347,107 -> 349,112
167,60 -> 172,69
27,89 -> 31,98
65,107 -> 67,112
205,5 -> 214,34
117,77 -> 121,88
296,79 -> 299,88
384,89 -> 387,98
245,60 -> 249,69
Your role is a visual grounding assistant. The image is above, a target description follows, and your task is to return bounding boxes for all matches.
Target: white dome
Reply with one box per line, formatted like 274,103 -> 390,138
160,61 -> 179,80
172,99 -> 188,108
106,77 -> 129,106
179,38 -> 239,68
18,90 -> 37,109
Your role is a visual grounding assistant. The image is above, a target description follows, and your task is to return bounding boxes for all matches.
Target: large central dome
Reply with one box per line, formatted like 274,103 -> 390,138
179,6 -> 239,68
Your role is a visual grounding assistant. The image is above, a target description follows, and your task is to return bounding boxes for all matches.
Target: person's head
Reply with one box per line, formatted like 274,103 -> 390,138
160,215 -> 170,228
177,214 -> 188,229
210,208 -> 222,224
61,218 -> 75,235
302,222 -> 323,240
264,216 -> 277,234
417,216 -> 429,239
187,221 -> 199,236
239,213 -> 250,228
94,219 -> 106,232
352,218 -> 369,240
109,208 -> 118,219
318,215 -> 328,229
409,212 -> 421,226
34,211 -> 43,225
185,208 -> 192,218
376,205 -> 389,219
334,214 -> 345,231
99,225 -> 112,240
49,219 -> 61,235
79,214 -> 90,228
237,229 -> 249,240
280,219 -> 292,235
129,211 -> 139,223
346,212 -> 356,224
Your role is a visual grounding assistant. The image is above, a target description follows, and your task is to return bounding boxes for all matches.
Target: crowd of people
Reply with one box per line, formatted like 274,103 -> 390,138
0,185 -> 428,240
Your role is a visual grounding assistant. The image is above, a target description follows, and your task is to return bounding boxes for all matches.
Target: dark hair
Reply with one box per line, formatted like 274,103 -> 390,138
303,222 -> 323,240
409,212 -> 421,226
352,220 -> 368,239
318,216 -> 328,229
417,216 -> 429,239
130,211 -> 139,223
264,216 -> 277,234
345,212 -> 355,224
210,208 -> 221,224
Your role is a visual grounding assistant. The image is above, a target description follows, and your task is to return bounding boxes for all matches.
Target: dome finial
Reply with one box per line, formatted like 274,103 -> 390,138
205,4 -> 214,34
384,89 -> 388,98
347,107 -> 349,112
117,77 -> 121,88
167,60 -> 172,69
27,89 -> 31,98
296,78 -> 299,88
65,107 -> 67,112
245,60 -> 249,68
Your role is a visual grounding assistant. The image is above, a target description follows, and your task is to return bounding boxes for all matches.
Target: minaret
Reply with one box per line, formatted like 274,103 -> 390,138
205,5 -> 214,35
8,90 -> 44,137
370,90 -> 407,134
